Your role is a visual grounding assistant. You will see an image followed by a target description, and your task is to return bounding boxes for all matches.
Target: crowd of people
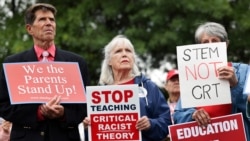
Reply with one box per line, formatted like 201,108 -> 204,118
0,2 -> 249,141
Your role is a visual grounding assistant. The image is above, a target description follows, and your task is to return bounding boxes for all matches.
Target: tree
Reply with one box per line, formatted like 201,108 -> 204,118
1,0 -> 250,87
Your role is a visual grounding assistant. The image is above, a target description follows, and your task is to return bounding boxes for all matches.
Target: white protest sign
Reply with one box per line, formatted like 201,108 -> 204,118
243,66 -> 250,94
86,84 -> 141,141
177,42 -> 231,108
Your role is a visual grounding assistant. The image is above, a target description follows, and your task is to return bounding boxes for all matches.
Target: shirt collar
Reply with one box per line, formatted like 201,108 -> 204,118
34,45 -> 56,60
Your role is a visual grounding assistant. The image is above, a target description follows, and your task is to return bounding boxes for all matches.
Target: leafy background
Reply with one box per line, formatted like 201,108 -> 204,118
1,0 -> 250,98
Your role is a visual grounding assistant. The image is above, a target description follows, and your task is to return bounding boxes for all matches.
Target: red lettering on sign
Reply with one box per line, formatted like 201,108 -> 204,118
91,90 -> 133,104
185,62 -> 223,80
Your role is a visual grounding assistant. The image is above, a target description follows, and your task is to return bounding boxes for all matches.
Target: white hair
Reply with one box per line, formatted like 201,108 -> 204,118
99,35 -> 140,85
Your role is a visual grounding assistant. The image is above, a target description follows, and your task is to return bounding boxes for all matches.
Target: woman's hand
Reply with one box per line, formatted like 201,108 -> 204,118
136,116 -> 151,131
217,66 -> 238,87
192,108 -> 211,127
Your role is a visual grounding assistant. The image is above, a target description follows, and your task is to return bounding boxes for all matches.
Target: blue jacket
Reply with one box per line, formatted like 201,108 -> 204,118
173,62 -> 250,141
84,74 -> 172,141
134,74 -> 172,141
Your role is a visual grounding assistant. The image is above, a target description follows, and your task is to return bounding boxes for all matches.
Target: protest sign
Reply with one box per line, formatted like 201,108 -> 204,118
3,62 -> 86,104
243,66 -> 250,94
177,42 -> 231,108
86,84 -> 141,141
169,113 -> 246,141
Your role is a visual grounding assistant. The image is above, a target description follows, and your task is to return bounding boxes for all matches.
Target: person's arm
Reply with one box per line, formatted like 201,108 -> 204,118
217,65 -> 238,87
140,81 -> 172,140
173,99 -> 196,124
231,63 -> 249,118
0,60 -> 41,126
0,54 -> 88,127
62,55 -> 89,125
173,99 -> 212,127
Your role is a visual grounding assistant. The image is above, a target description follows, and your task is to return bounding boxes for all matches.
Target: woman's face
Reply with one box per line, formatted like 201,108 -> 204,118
109,43 -> 134,72
200,33 -> 222,43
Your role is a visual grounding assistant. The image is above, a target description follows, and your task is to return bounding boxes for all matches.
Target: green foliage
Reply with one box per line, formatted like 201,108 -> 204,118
1,0 -> 250,85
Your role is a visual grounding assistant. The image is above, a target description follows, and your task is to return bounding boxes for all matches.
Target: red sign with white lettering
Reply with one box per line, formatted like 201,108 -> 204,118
169,113 -> 246,141
3,62 -> 86,104
90,113 -> 139,140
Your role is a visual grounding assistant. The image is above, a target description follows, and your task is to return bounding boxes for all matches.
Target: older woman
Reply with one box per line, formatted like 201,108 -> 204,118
173,22 -> 249,140
84,35 -> 171,141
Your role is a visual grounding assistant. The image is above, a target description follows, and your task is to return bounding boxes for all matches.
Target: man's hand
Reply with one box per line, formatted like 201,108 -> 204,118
40,95 -> 64,119
1,120 -> 12,133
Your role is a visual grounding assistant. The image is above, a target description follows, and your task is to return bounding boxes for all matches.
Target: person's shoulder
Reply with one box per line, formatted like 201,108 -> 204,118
135,74 -> 149,83
4,49 -> 33,62
135,74 -> 158,87
56,48 -> 83,58
56,48 -> 88,63
232,62 -> 248,67
57,48 -> 80,56
232,62 -> 248,71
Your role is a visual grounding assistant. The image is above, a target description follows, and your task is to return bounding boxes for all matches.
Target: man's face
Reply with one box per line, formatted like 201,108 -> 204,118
26,10 -> 56,43
165,75 -> 180,94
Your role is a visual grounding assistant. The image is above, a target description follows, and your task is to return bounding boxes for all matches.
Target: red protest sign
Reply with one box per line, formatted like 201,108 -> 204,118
169,113 -> 246,141
3,62 -> 86,104
90,113 -> 139,140
86,85 -> 141,141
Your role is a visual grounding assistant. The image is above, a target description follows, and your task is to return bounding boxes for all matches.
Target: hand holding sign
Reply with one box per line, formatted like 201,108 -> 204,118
3,62 -> 86,104
83,117 -> 90,129
177,42 -> 231,108
40,95 -> 64,119
136,116 -> 150,131
86,85 -> 141,141
192,108 -> 211,127
217,65 -> 238,87
169,113 -> 247,141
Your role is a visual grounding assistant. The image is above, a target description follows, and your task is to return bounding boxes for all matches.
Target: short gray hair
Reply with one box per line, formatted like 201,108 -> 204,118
99,35 -> 140,85
195,22 -> 229,44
